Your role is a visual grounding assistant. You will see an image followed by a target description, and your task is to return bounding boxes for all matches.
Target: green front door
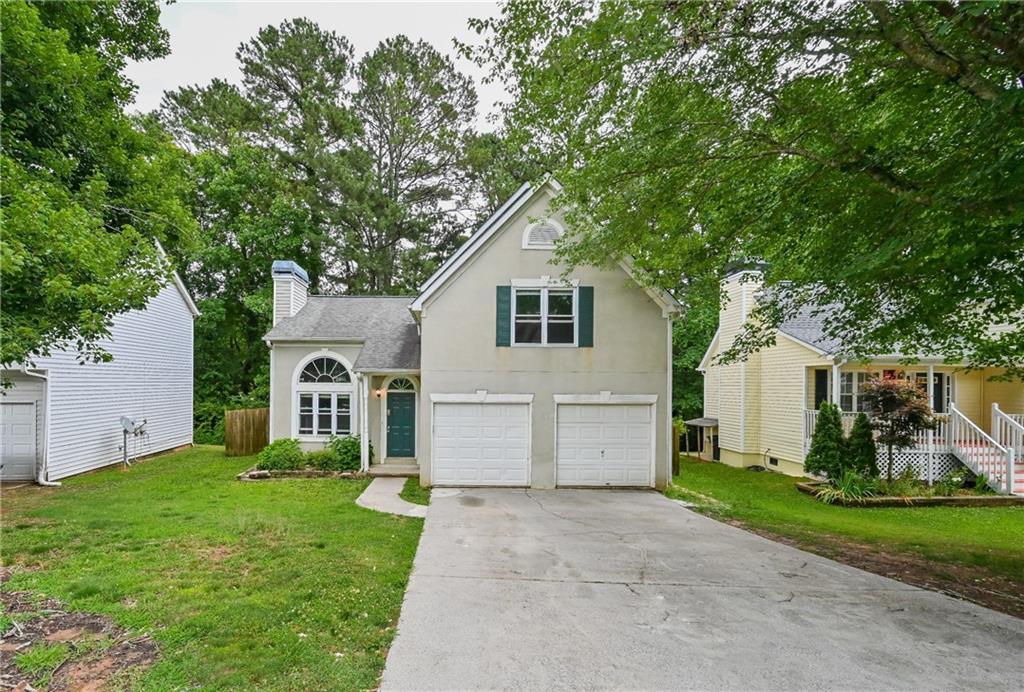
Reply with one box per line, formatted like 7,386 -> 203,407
387,392 -> 416,457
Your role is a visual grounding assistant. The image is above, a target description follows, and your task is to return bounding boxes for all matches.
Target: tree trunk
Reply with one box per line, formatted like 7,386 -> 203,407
887,442 -> 895,481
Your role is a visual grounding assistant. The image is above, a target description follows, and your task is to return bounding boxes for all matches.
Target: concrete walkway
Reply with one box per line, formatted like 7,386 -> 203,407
355,477 -> 427,518
381,488 -> 1024,691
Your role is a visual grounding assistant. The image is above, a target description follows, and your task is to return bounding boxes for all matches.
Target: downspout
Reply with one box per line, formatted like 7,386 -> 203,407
20,367 -> 60,487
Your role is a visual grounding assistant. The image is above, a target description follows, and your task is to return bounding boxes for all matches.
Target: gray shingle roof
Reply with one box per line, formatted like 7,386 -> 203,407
777,303 -> 843,354
264,296 -> 420,372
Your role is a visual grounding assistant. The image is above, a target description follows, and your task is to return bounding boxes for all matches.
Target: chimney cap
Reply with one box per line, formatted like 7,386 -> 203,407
723,259 -> 767,281
272,260 -> 309,284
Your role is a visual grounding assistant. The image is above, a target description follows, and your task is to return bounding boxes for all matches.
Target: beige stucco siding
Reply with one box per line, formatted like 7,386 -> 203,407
418,189 -> 672,489
269,343 -> 372,451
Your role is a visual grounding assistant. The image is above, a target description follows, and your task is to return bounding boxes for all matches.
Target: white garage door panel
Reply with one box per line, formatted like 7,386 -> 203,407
433,402 -> 529,486
1,403 -> 37,481
557,404 -> 653,487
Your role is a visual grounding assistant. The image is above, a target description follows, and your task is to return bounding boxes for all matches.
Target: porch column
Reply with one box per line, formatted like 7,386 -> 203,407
926,364 -> 935,485
359,374 -> 370,471
831,363 -> 841,406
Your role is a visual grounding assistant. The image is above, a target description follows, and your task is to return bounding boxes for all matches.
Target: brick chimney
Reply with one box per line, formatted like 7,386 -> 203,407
271,261 -> 309,325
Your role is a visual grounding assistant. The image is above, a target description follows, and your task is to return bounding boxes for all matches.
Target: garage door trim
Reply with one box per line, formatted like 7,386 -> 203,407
554,394 -> 658,488
429,392 -> 534,486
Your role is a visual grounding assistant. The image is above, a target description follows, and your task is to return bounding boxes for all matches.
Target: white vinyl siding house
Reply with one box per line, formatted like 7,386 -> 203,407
1,278 -> 198,482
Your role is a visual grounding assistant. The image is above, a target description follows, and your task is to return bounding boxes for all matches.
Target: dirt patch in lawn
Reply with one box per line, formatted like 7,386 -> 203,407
1,569 -> 158,691
724,520 -> 1024,619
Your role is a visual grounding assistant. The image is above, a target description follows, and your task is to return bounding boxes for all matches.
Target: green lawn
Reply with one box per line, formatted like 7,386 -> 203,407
399,477 -> 430,506
669,458 -> 1024,583
0,446 -> 423,690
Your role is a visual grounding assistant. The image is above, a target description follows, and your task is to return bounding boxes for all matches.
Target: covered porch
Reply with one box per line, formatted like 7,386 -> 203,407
802,364 -> 1023,494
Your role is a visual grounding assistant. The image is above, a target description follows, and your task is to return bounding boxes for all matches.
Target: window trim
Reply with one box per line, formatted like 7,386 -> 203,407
511,286 -> 578,347
291,350 -> 357,440
521,219 -> 565,250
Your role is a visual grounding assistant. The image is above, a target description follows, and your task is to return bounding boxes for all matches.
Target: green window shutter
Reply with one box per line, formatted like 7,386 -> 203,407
496,285 -> 511,346
578,286 -> 594,347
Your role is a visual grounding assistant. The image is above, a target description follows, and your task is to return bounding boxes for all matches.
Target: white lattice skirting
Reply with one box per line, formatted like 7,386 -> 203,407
876,450 -> 963,480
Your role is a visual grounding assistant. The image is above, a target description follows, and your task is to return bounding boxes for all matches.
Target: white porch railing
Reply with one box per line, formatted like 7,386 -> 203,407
992,404 -> 1023,494
804,406 -> 1018,494
803,410 -> 949,451
949,404 -> 1014,494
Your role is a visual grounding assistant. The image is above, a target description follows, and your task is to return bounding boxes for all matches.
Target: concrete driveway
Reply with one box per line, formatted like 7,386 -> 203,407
381,489 -> 1024,691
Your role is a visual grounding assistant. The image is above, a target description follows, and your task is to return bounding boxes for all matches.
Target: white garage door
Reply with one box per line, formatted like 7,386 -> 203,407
557,404 -> 653,487
1,403 -> 37,481
432,402 -> 529,486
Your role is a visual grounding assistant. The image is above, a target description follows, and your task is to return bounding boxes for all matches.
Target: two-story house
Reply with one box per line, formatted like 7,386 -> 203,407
696,268 -> 1024,494
263,178 -> 680,488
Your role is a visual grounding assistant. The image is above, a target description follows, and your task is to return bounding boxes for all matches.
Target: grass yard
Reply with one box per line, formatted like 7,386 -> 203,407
669,457 -> 1024,614
399,477 -> 430,506
0,445 -> 423,690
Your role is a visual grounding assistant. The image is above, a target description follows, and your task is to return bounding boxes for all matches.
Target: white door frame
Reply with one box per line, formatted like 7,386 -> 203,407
553,393 -> 658,488
380,375 -> 419,459
429,392 -> 534,486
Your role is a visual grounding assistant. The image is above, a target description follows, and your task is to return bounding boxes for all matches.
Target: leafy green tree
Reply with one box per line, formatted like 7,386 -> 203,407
862,378 -> 936,481
343,36 -> 479,293
673,285 -> 718,419
805,402 -> 845,480
462,131 -> 554,225
1,0 -> 197,367
847,412 -> 879,479
471,1 -> 1024,377
162,18 -> 362,293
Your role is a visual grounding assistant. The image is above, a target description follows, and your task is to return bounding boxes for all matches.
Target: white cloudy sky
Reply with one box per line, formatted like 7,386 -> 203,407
124,0 -> 506,129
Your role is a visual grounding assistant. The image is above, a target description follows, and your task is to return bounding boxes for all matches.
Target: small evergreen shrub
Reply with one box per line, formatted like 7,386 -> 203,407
805,402 -> 845,480
304,449 -> 334,470
846,412 -> 879,478
256,439 -> 305,470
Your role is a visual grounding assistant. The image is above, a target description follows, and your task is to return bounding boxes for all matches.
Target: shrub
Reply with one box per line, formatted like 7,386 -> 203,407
323,435 -> 362,472
933,468 -> 967,496
805,402 -> 845,480
304,449 -> 334,470
847,412 -> 879,478
193,400 -> 226,444
816,470 -> 879,504
256,439 -> 305,470
878,467 -> 920,498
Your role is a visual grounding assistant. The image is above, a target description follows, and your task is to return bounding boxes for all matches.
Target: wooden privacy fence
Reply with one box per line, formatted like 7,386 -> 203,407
225,407 -> 269,457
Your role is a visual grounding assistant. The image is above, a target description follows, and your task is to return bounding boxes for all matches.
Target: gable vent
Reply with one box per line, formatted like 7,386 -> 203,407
523,220 -> 563,249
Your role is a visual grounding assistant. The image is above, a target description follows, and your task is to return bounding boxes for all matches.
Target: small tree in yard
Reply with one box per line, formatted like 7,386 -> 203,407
861,378 -> 936,481
847,412 -> 879,478
805,402 -> 845,480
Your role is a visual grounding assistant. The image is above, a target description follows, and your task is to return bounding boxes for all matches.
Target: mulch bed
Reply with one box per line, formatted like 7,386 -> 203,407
796,481 -> 1024,507
236,467 -> 365,481
1,569 -> 158,691
722,520 -> 1024,619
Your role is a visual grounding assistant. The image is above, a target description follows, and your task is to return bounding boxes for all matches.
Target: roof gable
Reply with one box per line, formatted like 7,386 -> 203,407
410,178 -> 681,317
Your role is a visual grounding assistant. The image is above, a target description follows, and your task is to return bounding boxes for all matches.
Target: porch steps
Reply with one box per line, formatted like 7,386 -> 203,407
368,463 -> 419,478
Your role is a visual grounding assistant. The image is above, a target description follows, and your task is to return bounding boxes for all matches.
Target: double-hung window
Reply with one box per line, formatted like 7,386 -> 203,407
839,372 -> 870,412
513,287 -> 576,345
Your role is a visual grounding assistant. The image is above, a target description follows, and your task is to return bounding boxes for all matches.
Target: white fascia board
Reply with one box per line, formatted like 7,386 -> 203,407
154,239 -> 200,317
553,393 -> 658,405
776,330 -> 830,357
430,392 -> 535,404
511,277 -> 580,287
617,255 -> 682,318
410,180 -> 539,312
697,328 -> 720,372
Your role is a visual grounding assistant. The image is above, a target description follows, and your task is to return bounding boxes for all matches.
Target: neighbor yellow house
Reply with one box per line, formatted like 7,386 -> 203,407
693,269 -> 1024,495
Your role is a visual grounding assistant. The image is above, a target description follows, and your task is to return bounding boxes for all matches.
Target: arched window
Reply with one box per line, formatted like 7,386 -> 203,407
387,377 -> 416,392
295,355 -> 354,437
299,357 -> 350,384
